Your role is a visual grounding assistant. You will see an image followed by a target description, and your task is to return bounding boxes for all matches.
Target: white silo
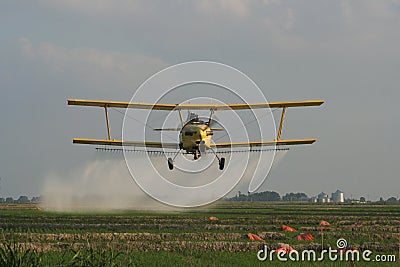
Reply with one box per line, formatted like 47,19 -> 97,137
317,192 -> 330,203
331,190 -> 344,203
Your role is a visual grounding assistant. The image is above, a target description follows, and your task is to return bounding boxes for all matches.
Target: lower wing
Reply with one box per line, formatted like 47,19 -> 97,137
72,138 -> 179,149
212,139 -> 316,148
73,138 -> 315,148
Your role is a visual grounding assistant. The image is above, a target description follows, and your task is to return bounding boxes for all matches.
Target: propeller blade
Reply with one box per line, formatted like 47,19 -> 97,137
153,128 -> 181,131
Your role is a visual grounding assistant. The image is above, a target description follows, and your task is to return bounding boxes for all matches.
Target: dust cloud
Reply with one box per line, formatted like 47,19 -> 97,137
41,151 -> 170,212
41,149 -> 288,212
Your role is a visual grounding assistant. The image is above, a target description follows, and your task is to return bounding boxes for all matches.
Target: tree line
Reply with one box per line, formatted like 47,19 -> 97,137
227,191 -> 309,202
227,191 -> 400,203
0,196 -> 41,204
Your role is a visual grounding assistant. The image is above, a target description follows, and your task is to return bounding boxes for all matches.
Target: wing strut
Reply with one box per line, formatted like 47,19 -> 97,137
208,109 -> 215,125
276,107 -> 286,141
104,106 -> 111,140
178,108 -> 184,128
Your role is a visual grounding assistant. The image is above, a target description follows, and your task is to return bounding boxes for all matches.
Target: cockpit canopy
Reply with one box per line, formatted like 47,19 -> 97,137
186,112 -> 205,124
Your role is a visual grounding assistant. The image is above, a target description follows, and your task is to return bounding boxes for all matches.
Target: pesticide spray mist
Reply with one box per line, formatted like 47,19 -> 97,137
41,149 -> 287,212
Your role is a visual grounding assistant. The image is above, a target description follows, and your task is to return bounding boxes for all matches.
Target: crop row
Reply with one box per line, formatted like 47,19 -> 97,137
4,231 -> 398,242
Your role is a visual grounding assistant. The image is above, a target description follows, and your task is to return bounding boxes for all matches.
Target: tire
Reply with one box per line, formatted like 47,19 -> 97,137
219,157 -> 225,170
168,158 -> 174,170
199,141 -> 206,154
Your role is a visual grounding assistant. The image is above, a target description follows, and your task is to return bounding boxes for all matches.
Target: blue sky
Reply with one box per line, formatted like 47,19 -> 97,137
1,0 -> 400,201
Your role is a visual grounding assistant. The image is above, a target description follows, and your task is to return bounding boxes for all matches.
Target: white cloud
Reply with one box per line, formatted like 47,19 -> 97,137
341,0 -> 400,21
39,0 -> 251,19
260,6 -> 306,50
18,38 -> 167,90
262,0 -> 282,5
284,8 -> 296,30
19,37 -> 35,58
322,0 -> 400,59
35,1 -> 400,54
194,0 -> 250,18
37,0 -> 155,17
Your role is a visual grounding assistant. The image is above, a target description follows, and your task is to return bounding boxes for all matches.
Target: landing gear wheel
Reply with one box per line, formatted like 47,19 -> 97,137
219,157 -> 225,170
168,158 -> 174,170
199,140 -> 206,154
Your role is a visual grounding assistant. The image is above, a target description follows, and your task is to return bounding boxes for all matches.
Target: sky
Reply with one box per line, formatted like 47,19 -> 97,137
1,0 -> 400,202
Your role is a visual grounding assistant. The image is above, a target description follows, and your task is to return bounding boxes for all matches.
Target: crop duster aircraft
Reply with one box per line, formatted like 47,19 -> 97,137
68,99 -> 324,170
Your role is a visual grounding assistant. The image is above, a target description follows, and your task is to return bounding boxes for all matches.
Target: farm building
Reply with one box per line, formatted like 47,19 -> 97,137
331,190 -> 345,203
317,192 -> 330,203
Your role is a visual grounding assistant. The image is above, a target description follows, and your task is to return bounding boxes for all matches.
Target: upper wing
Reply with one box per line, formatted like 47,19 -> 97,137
68,99 -> 324,110
212,139 -> 316,148
73,138 -> 179,149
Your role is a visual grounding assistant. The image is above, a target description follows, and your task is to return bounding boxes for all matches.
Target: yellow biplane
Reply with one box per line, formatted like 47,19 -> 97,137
68,99 -> 324,170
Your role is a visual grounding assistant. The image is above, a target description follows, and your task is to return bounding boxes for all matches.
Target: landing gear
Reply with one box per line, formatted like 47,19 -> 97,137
207,146 -> 225,171
168,157 -> 174,170
199,140 -> 206,154
167,148 -> 183,170
194,150 -> 200,160
219,157 -> 225,170
168,148 -> 225,170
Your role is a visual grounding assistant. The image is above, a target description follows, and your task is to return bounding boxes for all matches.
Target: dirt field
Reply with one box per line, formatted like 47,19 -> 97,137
1,202 -> 399,266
